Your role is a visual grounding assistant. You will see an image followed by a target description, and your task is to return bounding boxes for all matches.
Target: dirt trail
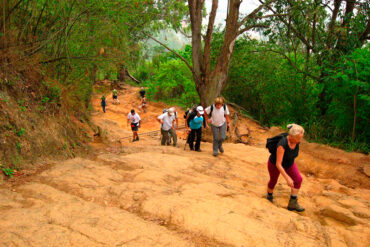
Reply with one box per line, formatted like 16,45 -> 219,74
0,84 -> 369,247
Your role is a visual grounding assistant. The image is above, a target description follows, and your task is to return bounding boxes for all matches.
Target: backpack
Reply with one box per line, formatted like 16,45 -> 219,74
266,133 -> 289,154
209,104 -> 226,118
186,111 -> 197,126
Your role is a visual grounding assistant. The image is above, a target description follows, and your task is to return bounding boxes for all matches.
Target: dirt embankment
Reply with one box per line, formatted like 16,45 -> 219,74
0,83 -> 369,247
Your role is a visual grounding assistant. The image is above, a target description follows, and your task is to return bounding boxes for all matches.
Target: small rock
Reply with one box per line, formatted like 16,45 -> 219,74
321,205 -> 362,225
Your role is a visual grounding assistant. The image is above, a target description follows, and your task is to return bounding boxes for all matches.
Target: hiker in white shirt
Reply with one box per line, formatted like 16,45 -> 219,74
157,108 -> 177,147
127,109 -> 141,142
204,97 -> 230,156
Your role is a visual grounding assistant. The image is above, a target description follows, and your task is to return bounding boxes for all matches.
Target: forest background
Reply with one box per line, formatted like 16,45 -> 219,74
0,0 -> 369,154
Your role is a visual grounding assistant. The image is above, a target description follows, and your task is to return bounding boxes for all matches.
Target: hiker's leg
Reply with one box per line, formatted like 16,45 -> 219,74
218,122 -> 226,148
102,105 -> 105,113
161,129 -> 167,145
188,129 -> 195,150
267,159 -> 280,193
169,128 -> 177,146
211,125 -> 219,155
285,163 -> 303,194
286,163 -> 305,211
195,128 -> 202,150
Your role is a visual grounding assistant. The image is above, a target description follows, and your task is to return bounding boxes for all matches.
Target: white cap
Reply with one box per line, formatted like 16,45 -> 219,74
168,108 -> 174,116
196,106 -> 204,114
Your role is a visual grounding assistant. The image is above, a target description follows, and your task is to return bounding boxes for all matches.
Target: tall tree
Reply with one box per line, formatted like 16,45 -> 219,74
187,0 -> 278,105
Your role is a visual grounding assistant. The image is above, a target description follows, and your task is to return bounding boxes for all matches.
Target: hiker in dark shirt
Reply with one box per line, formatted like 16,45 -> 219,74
101,95 -> 106,113
266,124 -> 305,212
139,87 -> 146,98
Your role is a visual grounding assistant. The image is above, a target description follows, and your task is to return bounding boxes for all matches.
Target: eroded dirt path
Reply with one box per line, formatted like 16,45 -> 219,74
0,84 -> 369,247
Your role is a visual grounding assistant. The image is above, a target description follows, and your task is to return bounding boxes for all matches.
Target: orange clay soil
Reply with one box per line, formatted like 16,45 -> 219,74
0,83 -> 368,247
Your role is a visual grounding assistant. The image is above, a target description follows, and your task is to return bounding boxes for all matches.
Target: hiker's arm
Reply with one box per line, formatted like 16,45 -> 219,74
185,115 -> 190,128
175,117 -> 178,127
204,112 -> 211,125
225,114 -> 230,127
157,117 -> 163,124
276,146 -> 294,188
172,119 -> 176,129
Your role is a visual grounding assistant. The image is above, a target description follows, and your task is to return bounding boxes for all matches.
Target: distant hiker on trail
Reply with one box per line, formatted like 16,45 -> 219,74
139,87 -> 146,98
139,95 -> 147,113
127,109 -> 141,142
157,108 -> 177,147
112,89 -> 120,104
266,124 -> 305,212
101,95 -> 106,113
186,106 -> 205,152
204,97 -> 230,156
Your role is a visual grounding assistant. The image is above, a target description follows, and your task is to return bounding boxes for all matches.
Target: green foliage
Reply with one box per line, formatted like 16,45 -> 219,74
16,142 -> 22,152
18,100 -> 27,112
144,56 -> 198,109
2,168 -> 14,178
14,128 -> 26,137
323,46 -> 370,145
221,35 -> 369,153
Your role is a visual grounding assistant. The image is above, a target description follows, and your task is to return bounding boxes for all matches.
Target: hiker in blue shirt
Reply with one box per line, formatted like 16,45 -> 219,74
187,106 -> 205,151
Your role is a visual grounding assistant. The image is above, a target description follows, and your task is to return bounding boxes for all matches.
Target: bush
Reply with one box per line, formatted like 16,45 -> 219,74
145,59 -> 198,108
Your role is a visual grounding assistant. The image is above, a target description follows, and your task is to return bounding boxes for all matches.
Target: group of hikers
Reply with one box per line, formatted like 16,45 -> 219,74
104,87 -> 306,212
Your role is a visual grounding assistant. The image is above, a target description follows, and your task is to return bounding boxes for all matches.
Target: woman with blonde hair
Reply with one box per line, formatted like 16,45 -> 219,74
266,124 -> 305,212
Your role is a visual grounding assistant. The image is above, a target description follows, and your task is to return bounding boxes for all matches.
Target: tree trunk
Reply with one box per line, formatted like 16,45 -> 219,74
189,0 -> 240,106
117,64 -> 127,82
197,71 -> 227,106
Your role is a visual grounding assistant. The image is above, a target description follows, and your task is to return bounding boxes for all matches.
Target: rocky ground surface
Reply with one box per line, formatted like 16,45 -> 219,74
0,84 -> 369,247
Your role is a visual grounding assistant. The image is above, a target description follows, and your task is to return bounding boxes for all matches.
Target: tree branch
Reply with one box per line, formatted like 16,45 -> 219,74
203,0 -> 218,77
39,56 -> 94,64
327,0 -> 342,49
238,24 -> 268,35
148,35 -> 194,74
260,0 -> 313,50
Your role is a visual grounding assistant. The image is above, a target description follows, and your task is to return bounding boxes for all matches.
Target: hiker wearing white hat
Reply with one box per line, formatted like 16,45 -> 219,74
157,108 -> 177,146
187,106 -> 205,151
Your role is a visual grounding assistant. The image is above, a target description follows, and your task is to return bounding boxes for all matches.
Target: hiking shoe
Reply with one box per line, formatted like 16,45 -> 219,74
132,139 -> 137,142
219,146 -> 224,153
136,137 -> 139,141
213,152 -> 218,157
195,149 -> 202,152
267,193 -> 273,203
287,198 -> 305,212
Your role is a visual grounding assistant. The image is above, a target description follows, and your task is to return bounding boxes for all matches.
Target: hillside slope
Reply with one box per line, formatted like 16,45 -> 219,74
0,84 -> 369,247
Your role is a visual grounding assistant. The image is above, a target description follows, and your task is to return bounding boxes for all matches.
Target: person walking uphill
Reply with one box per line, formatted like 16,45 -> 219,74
266,124 -> 305,212
127,109 -> 141,142
204,97 -> 230,156
101,95 -> 106,113
157,108 -> 177,147
187,106 -> 205,152
112,89 -> 120,104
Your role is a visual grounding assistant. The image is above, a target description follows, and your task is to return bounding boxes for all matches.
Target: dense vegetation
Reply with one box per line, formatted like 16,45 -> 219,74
1,0 -> 369,154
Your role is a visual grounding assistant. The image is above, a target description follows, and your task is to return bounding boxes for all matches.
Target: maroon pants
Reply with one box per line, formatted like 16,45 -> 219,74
267,159 -> 302,189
